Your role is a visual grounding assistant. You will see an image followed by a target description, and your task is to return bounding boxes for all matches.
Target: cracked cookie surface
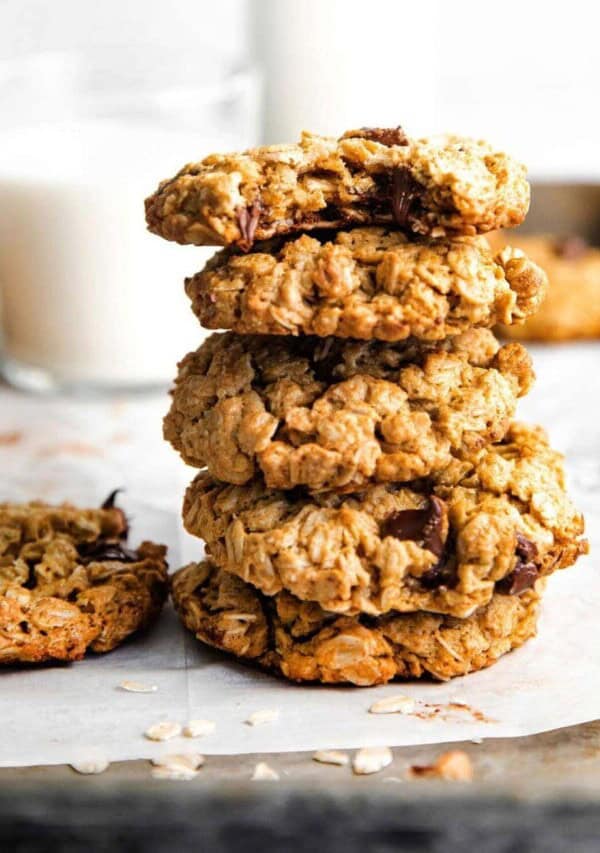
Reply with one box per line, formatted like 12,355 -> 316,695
183,423 -> 587,618
145,128 -> 530,249
491,233 -> 600,341
171,561 -> 541,686
186,227 -> 546,342
165,328 -> 533,491
0,500 -> 168,664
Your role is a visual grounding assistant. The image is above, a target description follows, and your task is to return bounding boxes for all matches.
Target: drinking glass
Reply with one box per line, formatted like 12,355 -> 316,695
0,48 -> 260,392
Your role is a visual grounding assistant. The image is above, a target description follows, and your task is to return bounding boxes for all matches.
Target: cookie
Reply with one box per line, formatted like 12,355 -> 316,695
183,423 -> 587,619
165,328 -> 534,491
186,228 -> 546,342
145,128 -> 529,249
171,561 -> 541,686
491,234 -> 600,341
0,496 -> 168,664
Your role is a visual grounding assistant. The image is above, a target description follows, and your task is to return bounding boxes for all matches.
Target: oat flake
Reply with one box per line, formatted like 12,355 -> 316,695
251,762 -> 280,781
352,747 -> 393,775
151,764 -> 198,781
245,708 -> 279,726
119,680 -> 158,693
369,695 -> 416,715
151,753 -> 205,771
70,757 -> 109,775
312,750 -> 349,766
183,719 -> 216,738
144,721 -> 182,741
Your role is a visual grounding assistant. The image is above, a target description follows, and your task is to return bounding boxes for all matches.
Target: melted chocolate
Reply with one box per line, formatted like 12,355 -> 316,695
236,201 -> 262,251
348,127 -> 409,147
497,533 -> 539,595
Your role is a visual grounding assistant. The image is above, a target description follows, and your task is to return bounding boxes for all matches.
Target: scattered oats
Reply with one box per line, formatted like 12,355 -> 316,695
119,680 -> 158,693
151,753 -> 205,771
312,750 -> 349,766
410,749 -> 474,782
369,695 -> 416,715
183,719 -> 216,738
245,708 -> 279,726
352,746 -> 393,775
470,737 -> 484,745
144,720 -> 182,741
383,776 -> 404,783
70,757 -> 109,775
151,764 -> 198,781
251,762 -> 280,781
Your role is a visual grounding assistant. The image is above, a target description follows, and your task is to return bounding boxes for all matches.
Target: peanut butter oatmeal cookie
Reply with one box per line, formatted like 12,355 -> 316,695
0,495 -> 168,664
145,128 -> 529,249
183,424 -> 587,618
186,228 -> 546,341
171,561 -> 541,686
165,328 -> 533,491
491,233 -> 600,341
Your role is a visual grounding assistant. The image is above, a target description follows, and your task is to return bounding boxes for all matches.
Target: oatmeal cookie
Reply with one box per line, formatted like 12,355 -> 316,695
145,128 -> 529,249
183,423 -> 587,618
171,561 -> 541,686
186,228 -> 546,341
491,233 -> 600,341
165,328 -> 534,491
0,496 -> 168,664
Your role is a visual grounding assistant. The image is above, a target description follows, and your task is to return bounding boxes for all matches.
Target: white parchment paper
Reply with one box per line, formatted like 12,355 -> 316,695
0,343 -> 598,767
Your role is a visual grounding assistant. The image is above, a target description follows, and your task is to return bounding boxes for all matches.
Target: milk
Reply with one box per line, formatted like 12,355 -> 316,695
254,0 -> 437,143
0,119 -> 232,388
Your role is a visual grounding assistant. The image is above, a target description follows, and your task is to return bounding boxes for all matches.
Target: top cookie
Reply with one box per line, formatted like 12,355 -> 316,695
0,496 -> 168,664
145,127 -> 530,249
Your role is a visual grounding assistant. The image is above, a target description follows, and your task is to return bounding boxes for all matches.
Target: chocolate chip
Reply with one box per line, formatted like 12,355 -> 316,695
345,127 -> 409,147
497,533 -> 539,594
101,489 -> 122,509
553,235 -> 588,260
419,563 -> 447,589
100,489 -> 129,539
497,563 -> 539,595
78,541 -> 139,565
236,201 -> 262,251
380,497 -> 454,589
391,168 -> 421,228
515,531 -> 537,562
380,496 -> 447,557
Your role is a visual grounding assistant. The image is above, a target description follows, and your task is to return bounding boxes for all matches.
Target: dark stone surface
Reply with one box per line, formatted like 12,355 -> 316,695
2,783 -> 600,853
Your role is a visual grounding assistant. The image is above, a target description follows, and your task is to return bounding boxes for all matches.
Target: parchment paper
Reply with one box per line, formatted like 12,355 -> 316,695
0,343 -> 598,767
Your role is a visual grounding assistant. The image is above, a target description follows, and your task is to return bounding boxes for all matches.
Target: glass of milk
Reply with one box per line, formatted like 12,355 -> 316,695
0,49 -> 260,392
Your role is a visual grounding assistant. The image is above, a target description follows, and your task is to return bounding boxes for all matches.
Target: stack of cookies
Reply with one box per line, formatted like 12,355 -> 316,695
147,127 -> 588,686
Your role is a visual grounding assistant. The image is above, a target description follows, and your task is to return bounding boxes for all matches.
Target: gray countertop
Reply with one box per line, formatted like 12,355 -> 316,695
2,721 -> 600,851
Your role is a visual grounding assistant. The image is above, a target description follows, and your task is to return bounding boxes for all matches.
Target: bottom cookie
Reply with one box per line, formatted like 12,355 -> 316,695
171,561 -> 541,686
0,499 -> 169,664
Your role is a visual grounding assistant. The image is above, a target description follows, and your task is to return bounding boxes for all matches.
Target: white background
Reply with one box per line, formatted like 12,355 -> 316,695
1,0 -> 599,175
